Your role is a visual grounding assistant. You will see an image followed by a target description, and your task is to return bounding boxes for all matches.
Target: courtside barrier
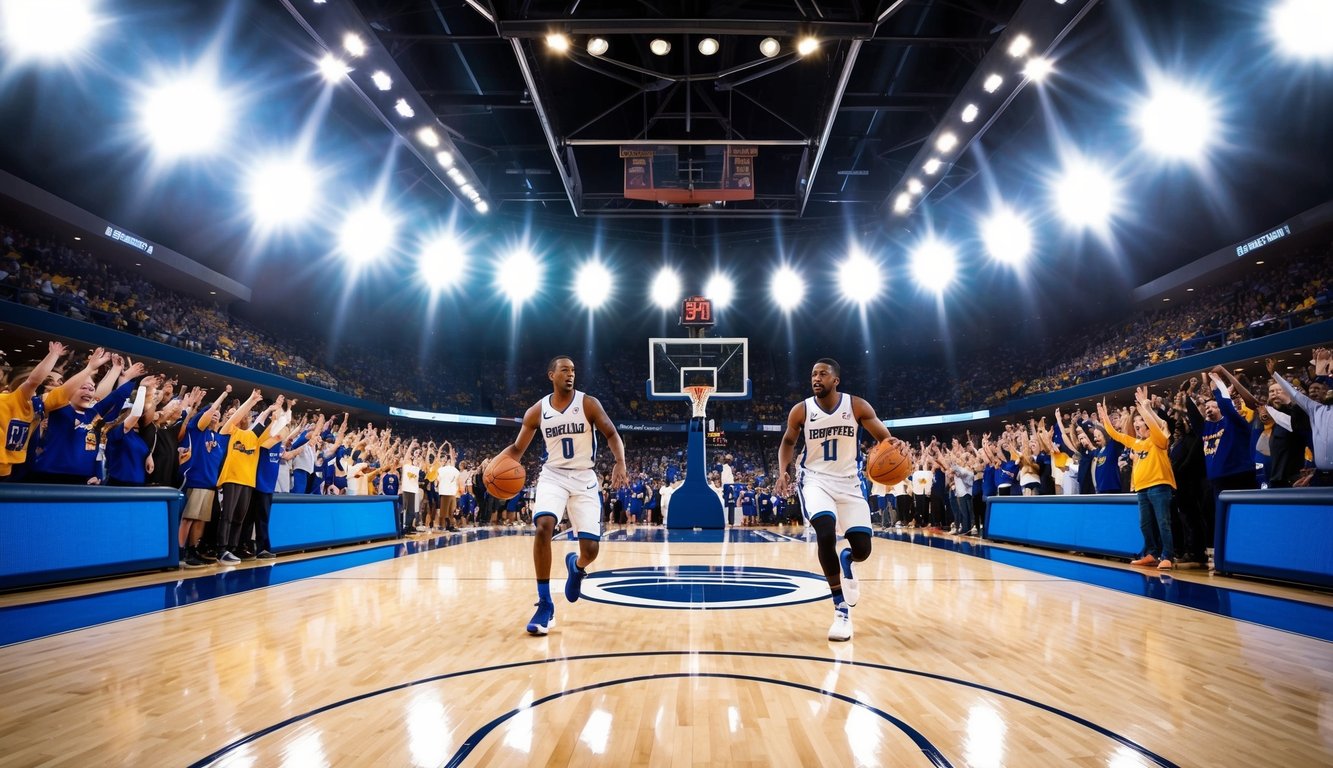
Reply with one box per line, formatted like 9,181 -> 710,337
0,485 -> 182,589
269,493 -> 399,553
984,494 -> 1142,559
1214,488 -> 1333,589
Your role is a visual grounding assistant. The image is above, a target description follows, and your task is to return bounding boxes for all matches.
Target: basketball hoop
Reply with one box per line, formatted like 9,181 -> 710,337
685,385 -> 714,419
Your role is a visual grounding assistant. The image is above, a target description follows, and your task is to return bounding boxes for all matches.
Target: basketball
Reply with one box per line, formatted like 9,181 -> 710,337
865,440 -> 911,487
483,455 -> 526,500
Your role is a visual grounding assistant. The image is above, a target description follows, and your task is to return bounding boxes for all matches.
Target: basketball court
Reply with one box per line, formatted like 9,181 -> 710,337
0,524 -> 1329,767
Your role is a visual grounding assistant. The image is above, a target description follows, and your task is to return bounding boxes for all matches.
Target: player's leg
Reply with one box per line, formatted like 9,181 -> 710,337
528,479 -> 568,635
564,479 -> 602,603
835,494 -> 872,609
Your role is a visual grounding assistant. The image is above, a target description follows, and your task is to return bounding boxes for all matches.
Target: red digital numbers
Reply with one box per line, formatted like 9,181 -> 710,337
681,297 -> 713,325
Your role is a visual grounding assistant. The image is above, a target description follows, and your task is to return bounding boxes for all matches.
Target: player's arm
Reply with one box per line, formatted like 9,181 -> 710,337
496,402 -> 541,463
851,395 -> 893,443
585,395 -> 629,488
775,402 -> 806,496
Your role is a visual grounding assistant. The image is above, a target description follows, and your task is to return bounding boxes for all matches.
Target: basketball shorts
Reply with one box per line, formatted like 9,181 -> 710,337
182,487 -> 216,522
798,470 -> 871,536
533,467 -> 602,540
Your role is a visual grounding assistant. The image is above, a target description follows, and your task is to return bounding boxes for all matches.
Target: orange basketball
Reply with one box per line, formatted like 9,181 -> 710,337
483,455 -> 526,500
865,441 -> 911,487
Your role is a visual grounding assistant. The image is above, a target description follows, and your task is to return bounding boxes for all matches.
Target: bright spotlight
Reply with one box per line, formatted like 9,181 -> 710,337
343,32 -> 367,57
435,150 -> 454,168
1135,78 -> 1218,163
838,250 -> 882,304
698,37 -> 719,56
892,192 -> 912,214
416,127 -> 440,148
936,132 -> 958,152
1007,34 -> 1032,58
983,73 -> 1003,93
446,167 -> 466,184
910,239 -> 957,294
317,53 -> 351,82
497,249 -> 541,303
1269,0 -> 1333,62
981,208 -> 1033,266
0,0 -> 99,60
759,37 -> 780,58
650,38 -> 671,56
545,33 -> 569,52
247,157 -> 318,230
370,70 -> 392,90
587,37 -> 609,56
393,98 -> 414,118
475,200 -> 489,214
906,178 -> 924,195
704,273 -> 734,308
139,70 -> 232,160
650,267 -> 682,309
338,204 -> 396,265
923,158 -> 942,175
418,235 -> 468,293
770,266 -> 805,312
575,261 -> 613,309
1053,158 -> 1119,230
961,103 -> 979,123
1023,57 -> 1053,82
797,37 -> 819,56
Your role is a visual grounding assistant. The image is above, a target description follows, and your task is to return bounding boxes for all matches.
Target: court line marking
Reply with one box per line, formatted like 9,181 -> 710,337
442,672 -> 950,768
184,649 -> 1177,768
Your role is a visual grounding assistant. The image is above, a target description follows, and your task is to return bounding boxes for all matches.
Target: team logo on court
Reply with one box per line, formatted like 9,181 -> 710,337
581,565 -> 829,610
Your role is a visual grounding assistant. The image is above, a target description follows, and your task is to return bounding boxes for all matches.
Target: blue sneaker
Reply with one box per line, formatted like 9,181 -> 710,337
839,547 -> 859,607
526,601 -> 555,635
565,552 -> 586,603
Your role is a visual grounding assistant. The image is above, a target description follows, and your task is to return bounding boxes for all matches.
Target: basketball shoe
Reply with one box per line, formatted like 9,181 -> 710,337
565,552 -> 586,602
828,603 -> 852,642
526,601 -> 555,635
839,547 -> 860,607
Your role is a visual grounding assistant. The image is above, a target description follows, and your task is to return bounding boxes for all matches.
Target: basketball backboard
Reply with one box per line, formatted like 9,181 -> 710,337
647,337 -> 751,400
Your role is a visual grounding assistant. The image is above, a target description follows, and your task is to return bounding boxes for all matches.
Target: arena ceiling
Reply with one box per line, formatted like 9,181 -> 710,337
0,0 -> 1331,363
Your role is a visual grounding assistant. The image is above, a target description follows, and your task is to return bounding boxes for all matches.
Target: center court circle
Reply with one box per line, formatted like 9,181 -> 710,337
580,565 -> 830,609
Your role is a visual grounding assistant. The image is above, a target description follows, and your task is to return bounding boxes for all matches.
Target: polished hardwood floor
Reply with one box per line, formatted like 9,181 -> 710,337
1,525 -> 1330,767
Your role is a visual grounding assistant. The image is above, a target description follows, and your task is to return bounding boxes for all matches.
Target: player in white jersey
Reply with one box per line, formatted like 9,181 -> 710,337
775,358 -> 897,641
495,356 -> 628,636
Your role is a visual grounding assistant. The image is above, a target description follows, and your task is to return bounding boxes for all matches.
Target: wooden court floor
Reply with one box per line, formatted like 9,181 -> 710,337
1,526 -> 1331,767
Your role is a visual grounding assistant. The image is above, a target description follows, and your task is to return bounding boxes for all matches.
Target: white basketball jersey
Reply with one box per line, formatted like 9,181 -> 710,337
800,394 -> 859,478
540,391 -> 596,471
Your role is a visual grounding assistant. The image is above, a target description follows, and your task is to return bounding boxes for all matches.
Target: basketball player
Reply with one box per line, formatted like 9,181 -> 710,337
494,356 -> 629,636
775,358 -> 897,642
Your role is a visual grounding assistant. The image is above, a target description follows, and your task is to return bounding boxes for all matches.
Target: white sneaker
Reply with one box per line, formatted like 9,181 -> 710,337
838,548 -> 860,607
218,550 -> 241,564
828,606 -> 852,642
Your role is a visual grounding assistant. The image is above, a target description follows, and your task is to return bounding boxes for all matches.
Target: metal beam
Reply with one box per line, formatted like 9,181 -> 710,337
567,138 -> 810,146
798,39 -> 862,216
498,19 -> 876,39
507,37 -> 579,215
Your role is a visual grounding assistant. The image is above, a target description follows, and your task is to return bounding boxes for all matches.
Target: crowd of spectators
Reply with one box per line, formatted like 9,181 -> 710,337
2,220 -> 1330,423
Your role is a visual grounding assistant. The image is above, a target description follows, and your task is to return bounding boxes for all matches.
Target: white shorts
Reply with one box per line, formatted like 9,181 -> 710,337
798,471 -> 871,536
533,467 -> 602,540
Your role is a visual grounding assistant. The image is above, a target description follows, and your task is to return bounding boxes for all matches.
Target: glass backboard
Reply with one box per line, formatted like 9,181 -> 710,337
647,337 -> 751,400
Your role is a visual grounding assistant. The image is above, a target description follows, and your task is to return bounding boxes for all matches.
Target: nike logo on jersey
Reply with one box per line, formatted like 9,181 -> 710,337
543,413 -> 556,420
586,483 -> 597,490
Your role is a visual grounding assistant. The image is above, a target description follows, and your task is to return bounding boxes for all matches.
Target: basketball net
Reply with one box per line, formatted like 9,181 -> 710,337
685,385 -> 714,419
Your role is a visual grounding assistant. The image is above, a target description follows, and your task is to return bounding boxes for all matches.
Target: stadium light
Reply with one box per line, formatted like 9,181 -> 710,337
418,234 -> 468,293
1023,57 -> 1053,82
759,37 -> 780,58
416,127 -> 440,148
981,208 -> 1033,266
705,272 -> 734,308
370,71 -> 392,91
1269,0 -> 1333,62
910,238 -> 957,294
497,248 -> 541,303
936,132 -> 958,152
698,38 -> 719,56
1052,157 -> 1119,230
770,266 -> 805,312
393,98 -> 414,118
650,39 -> 671,56
545,33 -> 569,53
435,150 -> 454,168
338,204 -> 396,265
247,157 -> 318,230
923,158 -> 942,175
906,178 -> 924,195
797,37 -> 820,56
650,267 -> 682,309
983,73 -> 1003,93
575,260 -> 613,309
838,250 -> 882,304
317,53 -> 351,83
139,69 -> 232,160
0,0 -> 100,61
892,192 -> 912,214
475,200 -> 489,214
1007,34 -> 1032,58
587,37 -> 609,56
343,33 -> 367,58
961,103 -> 979,123
1135,78 -> 1218,163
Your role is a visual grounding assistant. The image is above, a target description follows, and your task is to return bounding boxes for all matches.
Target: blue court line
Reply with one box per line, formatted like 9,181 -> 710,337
874,530 -> 1333,644
442,672 -> 950,768
0,528 -> 529,648
184,650 -> 1174,768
